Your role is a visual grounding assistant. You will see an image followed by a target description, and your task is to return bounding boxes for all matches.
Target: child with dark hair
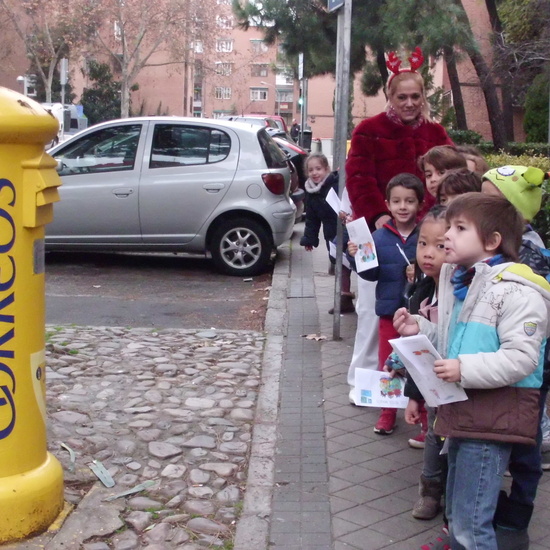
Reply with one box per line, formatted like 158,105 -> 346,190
348,173 -> 424,435
436,168 -> 481,206
455,144 -> 490,175
394,193 -> 550,550
417,145 -> 467,199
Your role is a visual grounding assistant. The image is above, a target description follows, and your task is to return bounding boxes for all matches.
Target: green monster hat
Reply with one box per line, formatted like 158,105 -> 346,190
482,165 -> 546,222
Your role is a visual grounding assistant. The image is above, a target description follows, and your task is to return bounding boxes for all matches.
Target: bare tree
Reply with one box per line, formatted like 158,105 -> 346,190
90,0 -> 214,118
0,0 -> 98,102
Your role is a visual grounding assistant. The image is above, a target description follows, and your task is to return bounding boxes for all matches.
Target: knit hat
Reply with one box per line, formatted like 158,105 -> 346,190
482,165 -> 545,222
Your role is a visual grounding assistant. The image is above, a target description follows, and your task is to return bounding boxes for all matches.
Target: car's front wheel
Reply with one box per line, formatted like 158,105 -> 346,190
210,218 -> 272,276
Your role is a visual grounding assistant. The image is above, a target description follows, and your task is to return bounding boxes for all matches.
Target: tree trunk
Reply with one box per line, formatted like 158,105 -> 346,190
484,0 -> 514,141
376,46 -> 389,96
46,61 -> 56,104
466,47 -> 507,149
444,46 -> 467,130
120,78 -> 130,118
501,85 -> 515,142
451,0 -> 507,149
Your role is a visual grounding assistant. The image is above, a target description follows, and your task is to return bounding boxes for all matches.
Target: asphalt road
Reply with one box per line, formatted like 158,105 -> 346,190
45,251 -> 272,331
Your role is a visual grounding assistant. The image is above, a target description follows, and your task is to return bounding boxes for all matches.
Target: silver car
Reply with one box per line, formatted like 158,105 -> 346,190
46,117 -> 296,276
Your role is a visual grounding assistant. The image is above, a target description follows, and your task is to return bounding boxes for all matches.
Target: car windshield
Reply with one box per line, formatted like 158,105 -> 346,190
53,124 -> 142,175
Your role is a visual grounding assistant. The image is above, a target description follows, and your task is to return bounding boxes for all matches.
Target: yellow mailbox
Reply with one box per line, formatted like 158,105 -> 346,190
0,87 -> 64,542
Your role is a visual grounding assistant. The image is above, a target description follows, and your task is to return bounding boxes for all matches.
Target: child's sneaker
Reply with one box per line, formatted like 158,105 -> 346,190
374,408 -> 397,435
420,526 -> 450,550
419,535 -> 450,550
495,527 -> 529,550
408,430 -> 426,449
409,402 -> 428,448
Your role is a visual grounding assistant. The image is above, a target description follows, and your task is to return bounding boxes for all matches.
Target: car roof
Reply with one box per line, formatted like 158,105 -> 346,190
49,116 -> 267,143
219,115 -> 279,128
46,116 -> 279,157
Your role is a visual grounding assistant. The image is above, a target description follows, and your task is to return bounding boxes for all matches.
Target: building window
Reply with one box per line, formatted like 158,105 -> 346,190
251,64 -> 268,77
276,66 -> 295,86
215,62 -> 233,76
250,40 -> 268,54
278,90 -> 294,103
114,21 -> 121,41
216,39 -> 234,53
250,87 -> 268,101
216,15 -> 233,29
215,87 -> 232,100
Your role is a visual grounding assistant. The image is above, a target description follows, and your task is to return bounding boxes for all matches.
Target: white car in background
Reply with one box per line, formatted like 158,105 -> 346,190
46,117 -> 296,276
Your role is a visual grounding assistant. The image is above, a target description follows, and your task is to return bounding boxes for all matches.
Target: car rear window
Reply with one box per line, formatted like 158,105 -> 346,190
150,125 -> 231,168
257,129 -> 288,169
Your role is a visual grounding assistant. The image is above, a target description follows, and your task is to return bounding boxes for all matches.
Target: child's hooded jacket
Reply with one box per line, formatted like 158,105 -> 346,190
415,261 -> 550,446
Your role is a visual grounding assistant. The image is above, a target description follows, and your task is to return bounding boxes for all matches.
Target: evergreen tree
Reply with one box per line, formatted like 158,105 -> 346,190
232,0 -> 507,145
80,61 -> 122,125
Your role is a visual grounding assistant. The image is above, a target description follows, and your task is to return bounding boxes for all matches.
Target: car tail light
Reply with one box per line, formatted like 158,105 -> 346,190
262,173 -> 285,195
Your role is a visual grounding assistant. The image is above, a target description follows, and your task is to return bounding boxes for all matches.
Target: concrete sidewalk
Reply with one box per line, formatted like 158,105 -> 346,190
237,224 -> 550,550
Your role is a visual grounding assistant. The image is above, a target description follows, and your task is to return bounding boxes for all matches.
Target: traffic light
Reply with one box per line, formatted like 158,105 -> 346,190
297,88 -> 303,106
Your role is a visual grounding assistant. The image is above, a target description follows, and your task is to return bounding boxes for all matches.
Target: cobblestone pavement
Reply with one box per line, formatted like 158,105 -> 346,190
7,327 -> 265,550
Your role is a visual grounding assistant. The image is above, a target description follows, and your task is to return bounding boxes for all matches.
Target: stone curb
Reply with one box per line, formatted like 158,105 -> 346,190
233,243 -> 290,550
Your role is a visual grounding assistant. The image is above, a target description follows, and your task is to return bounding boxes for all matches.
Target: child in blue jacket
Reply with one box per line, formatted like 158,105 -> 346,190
348,172 -> 424,434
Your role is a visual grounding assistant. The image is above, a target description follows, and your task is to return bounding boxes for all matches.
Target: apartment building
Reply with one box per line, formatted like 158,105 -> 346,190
191,4 -> 298,129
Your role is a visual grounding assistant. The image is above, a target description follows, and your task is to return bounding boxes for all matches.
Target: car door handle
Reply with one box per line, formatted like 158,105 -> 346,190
113,188 -> 134,198
203,183 -> 225,193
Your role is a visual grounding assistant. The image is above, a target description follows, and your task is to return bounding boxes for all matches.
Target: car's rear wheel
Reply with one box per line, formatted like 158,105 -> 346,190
210,218 -> 272,276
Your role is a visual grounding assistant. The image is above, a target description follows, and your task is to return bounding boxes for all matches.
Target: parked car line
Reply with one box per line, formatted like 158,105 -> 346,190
47,117 -> 296,276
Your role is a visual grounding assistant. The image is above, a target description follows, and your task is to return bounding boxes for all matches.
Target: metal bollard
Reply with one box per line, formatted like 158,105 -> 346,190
0,87 -> 64,542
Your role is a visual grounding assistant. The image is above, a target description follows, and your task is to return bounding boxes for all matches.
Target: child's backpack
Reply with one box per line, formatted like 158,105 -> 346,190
520,239 -> 550,282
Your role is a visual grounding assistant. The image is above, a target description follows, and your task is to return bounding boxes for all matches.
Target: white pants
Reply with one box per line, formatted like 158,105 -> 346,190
347,277 -> 379,390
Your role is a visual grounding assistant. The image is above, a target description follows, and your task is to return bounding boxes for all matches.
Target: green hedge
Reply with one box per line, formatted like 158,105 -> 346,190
448,128 -> 550,157
447,129 -> 483,144
484,153 -> 550,172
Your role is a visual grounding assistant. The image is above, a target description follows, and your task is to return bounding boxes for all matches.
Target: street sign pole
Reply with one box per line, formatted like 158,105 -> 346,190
298,53 -> 307,148
332,0 -> 352,339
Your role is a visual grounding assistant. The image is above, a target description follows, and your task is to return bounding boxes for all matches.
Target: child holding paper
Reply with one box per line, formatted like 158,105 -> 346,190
300,153 -> 354,313
348,173 -> 424,435
394,193 -> 550,550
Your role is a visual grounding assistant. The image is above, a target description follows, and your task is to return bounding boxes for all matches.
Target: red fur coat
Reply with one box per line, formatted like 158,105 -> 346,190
346,112 -> 452,226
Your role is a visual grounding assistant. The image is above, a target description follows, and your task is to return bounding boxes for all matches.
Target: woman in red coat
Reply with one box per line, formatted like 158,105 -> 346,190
346,50 -> 453,436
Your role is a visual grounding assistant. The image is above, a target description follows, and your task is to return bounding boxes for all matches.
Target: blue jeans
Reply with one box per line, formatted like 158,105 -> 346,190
446,438 -> 512,549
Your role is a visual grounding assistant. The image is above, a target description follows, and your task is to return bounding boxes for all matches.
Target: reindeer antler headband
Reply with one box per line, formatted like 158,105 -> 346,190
386,47 -> 425,87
